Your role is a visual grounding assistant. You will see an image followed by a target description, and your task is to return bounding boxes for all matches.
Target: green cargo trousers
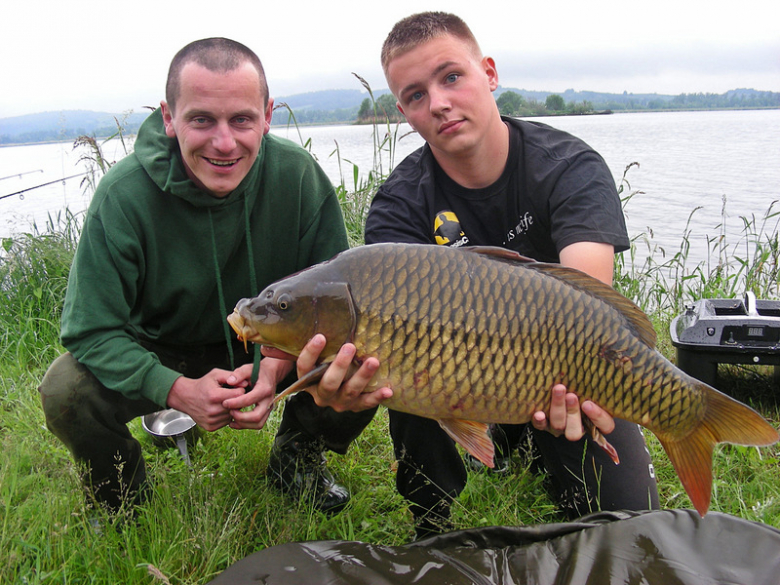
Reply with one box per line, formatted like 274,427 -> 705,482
39,352 -> 161,510
39,344 -> 375,512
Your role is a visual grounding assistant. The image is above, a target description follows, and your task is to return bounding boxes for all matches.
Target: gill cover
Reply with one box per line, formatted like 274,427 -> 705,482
310,281 -> 357,357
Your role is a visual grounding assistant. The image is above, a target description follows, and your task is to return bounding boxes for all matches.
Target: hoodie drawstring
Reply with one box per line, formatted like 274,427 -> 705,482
209,201 -> 261,387
242,196 -> 261,386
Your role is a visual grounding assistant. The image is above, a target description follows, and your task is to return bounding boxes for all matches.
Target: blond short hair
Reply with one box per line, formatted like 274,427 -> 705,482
381,12 -> 482,76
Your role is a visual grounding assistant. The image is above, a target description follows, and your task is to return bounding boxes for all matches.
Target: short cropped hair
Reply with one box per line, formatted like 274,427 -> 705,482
165,37 -> 269,111
381,12 -> 482,75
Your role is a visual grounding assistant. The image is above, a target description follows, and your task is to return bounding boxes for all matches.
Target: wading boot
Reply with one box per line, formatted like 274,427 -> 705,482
267,434 -> 350,514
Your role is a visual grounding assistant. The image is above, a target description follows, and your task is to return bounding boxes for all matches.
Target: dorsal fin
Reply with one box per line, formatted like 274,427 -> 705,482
466,246 -> 537,264
465,246 -> 657,348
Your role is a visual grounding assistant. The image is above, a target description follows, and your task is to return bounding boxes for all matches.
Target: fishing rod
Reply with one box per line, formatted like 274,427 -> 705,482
0,169 -> 43,182
0,172 -> 88,201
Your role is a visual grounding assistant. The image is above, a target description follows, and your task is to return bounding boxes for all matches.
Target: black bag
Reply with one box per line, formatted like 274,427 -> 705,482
207,509 -> 780,584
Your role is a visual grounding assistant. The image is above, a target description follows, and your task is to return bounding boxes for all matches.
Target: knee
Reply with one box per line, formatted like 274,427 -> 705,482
38,353 -> 102,431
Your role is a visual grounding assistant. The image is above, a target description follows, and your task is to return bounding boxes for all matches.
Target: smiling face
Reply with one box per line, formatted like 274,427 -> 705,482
387,34 -> 503,163
161,61 -> 273,198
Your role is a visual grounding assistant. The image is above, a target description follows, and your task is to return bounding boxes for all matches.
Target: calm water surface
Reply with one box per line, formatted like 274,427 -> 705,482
2,109 -> 778,270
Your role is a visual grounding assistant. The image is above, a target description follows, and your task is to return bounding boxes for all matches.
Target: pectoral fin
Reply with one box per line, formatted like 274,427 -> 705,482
438,418 -> 495,468
584,417 -> 620,464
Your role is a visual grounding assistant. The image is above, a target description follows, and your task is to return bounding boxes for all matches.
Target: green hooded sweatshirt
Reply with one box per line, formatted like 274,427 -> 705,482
61,109 -> 349,406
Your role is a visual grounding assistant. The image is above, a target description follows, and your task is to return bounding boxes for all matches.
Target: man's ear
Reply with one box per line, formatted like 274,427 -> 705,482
482,56 -> 499,92
160,101 -> 176,138
263,97 -> 275,135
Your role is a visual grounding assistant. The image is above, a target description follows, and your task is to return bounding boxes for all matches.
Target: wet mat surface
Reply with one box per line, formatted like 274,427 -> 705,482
207,509 -> 780,584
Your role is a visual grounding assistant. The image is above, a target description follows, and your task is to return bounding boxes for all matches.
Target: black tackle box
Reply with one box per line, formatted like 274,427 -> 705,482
670,292 -> 780,387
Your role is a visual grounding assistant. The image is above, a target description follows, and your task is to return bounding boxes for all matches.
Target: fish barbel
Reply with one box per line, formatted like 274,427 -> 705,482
227,243 -> 778,516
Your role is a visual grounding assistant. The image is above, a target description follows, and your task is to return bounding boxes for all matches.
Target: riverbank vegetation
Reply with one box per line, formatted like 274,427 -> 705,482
1,114 -> 778,584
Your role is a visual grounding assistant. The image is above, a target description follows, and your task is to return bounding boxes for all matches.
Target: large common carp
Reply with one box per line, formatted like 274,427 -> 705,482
228,243 -> 778,516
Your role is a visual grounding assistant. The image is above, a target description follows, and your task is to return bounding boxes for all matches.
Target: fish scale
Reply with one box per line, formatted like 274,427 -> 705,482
228,242 -> 778,516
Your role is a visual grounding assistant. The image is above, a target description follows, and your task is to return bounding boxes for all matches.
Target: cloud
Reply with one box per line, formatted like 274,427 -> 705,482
1,0 -> 779,117
494,40 -> 780,94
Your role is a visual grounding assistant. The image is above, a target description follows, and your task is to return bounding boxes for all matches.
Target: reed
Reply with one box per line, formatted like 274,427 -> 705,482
0,114 -> 778,584
614,162 -> 779,312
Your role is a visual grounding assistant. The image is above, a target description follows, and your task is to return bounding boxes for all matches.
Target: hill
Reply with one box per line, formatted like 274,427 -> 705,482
0,110 -> 152,145
1,88 -> 777,145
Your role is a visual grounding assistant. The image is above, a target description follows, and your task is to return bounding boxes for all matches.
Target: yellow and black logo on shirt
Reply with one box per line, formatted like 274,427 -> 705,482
433,211 -> 469,247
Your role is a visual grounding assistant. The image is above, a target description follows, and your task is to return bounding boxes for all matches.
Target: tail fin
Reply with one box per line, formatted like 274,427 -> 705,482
658,382 -> 779,517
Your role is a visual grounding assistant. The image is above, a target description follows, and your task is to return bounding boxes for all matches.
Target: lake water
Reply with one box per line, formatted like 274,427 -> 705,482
2,109 -> 778,271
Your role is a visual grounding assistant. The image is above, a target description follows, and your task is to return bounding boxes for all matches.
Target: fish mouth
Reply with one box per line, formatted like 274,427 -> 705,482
227,310 -> 265,352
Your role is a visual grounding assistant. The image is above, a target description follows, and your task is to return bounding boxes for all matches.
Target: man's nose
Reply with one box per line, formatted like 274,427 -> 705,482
428,87 -> 451,115
213,122 -> 237,151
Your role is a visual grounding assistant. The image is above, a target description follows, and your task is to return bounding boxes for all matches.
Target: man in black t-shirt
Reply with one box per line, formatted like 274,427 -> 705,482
364,12 -> 659,538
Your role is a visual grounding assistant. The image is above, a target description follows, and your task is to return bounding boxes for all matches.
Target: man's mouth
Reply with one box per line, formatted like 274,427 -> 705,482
439,120 -> 463,134
208,158 -> 239,167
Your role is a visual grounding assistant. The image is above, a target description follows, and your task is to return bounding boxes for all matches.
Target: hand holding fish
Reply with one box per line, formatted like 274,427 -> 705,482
293,334 -> 393,412
532,384 -> 616,441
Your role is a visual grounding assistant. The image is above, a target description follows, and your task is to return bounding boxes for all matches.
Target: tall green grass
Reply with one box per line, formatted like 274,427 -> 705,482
1,114 -> 778,584
614,163 -> 779,312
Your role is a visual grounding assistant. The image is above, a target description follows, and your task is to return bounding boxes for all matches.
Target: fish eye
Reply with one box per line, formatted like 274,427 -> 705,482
277,293 -> 292,311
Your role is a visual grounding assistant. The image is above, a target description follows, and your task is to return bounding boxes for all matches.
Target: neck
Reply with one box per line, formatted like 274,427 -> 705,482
433,119 -> 509,189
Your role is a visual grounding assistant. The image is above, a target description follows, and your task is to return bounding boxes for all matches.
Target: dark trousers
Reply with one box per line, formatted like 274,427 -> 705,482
390,410 -> 660,527
39,345 -> 375,510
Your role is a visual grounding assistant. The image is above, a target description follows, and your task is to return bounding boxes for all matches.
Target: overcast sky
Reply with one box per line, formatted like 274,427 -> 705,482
1,0 -> 778,118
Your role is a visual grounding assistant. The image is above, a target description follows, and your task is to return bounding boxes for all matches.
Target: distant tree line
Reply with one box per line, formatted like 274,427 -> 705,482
271,88 -> 780,126
2,89 -> 778,144
578,89 -> 780,113
270,104 -> 359,127
494,92 -> 600,117
355,94 -> 405,124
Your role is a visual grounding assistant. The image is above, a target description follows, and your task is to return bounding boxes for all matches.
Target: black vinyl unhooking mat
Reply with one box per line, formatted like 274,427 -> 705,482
206,509 -> 780,584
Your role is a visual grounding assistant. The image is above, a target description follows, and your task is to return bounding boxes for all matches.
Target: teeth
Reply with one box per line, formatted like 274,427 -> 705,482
208,158 -> 238,166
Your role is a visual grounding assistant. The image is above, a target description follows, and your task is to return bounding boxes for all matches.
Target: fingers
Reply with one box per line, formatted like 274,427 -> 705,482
582,400 -> 616,434
308,348 -> 391,412
225,363 -> 254,386
309,345 -> 367,409
228,400 -> 273,430
225,377 -> 276,430
168,371 -> 247,431
546,384 -> 567,431
296,334 -> 327,378
563,392 -> 585,441
531,384 -> 587,441
317,343 -> 360,395
223,360 -> 286,429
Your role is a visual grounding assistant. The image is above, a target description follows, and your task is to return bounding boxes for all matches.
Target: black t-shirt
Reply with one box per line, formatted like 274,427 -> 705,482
365,117 -> 629,263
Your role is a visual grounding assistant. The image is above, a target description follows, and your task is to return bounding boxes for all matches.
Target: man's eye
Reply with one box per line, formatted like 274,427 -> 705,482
192,117 -> 209,125
445,73 -> 459,84
411,91 -> 424,102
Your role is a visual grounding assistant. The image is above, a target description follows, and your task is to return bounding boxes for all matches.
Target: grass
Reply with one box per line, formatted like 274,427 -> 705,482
1,118 -> 779,583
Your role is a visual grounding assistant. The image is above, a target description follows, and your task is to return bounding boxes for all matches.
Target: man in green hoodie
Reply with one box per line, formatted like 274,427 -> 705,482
38,37 -> 389,515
